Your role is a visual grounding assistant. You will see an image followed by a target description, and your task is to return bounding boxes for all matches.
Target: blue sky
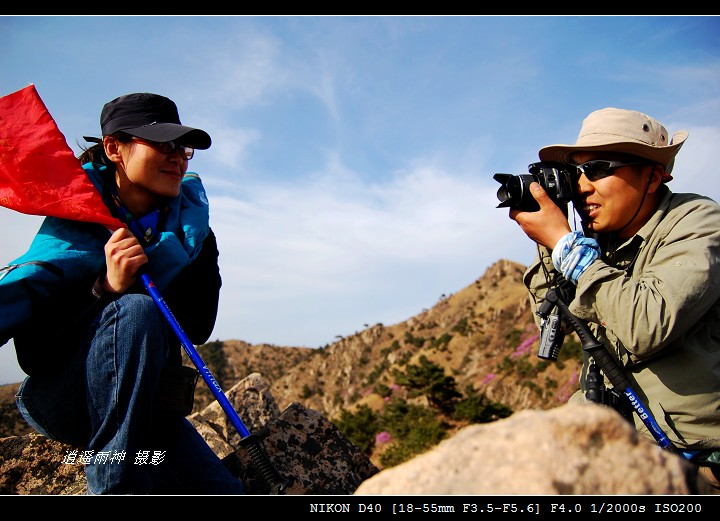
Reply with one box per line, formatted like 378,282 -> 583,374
1,16 -> 719,384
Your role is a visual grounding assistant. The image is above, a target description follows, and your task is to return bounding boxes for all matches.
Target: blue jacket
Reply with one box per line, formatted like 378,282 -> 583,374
1,163 -> 213,350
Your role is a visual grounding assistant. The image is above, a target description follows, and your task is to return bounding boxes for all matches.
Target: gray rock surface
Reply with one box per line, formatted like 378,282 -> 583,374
354,402 -> 707,495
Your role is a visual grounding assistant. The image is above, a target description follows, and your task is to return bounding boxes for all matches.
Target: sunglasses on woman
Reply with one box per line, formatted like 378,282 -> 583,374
132,137 -> 195,160
573,159 -> 651,182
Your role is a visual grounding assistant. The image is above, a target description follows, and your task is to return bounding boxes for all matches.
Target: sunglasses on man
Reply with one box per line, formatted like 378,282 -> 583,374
573,159 -> 652,182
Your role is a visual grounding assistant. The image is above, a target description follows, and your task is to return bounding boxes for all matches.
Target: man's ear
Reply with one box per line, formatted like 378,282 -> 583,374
648,164 -> 666,193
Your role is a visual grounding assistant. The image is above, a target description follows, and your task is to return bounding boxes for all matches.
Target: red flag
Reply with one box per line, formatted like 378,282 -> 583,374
0,84 -> 122,229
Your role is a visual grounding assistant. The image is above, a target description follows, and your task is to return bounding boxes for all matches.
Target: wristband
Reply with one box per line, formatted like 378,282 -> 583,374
551,231 -> 601,284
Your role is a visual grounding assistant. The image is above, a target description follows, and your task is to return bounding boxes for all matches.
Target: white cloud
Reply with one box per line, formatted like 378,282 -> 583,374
667,125 -> 720,203
204,125 -> 262,170
207,151 -> 528,347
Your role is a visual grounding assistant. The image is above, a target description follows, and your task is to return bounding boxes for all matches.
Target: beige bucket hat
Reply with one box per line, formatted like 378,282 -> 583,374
538,107 -> 688,174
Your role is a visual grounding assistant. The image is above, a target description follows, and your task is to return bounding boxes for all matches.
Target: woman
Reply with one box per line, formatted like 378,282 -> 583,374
8,92 -> 245,494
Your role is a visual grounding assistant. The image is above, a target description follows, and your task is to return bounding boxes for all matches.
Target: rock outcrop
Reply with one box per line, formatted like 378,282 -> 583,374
0,373 -> 379,495
354,402 -> 709,495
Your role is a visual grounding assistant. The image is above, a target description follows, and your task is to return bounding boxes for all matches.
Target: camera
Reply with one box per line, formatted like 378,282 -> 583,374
494,161 -> 576,212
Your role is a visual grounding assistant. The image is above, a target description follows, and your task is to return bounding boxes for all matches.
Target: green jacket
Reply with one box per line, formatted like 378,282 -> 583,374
524,186 -> 720,450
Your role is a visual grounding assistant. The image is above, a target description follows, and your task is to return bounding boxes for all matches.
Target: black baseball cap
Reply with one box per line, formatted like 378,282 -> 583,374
100,92 -> 211,149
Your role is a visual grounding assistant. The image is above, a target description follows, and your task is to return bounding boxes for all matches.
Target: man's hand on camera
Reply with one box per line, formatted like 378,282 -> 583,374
509,182 -> 571,249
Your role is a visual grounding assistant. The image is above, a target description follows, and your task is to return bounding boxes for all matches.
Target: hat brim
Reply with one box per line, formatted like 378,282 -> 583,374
122,123 -> 211,150
539,130 -> 688,171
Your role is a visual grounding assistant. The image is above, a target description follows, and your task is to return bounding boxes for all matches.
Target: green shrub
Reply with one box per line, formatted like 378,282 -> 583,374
559,334 -> 583,364
378,398 -> 449,467
453,394 -> 513,424
301,384 -> 313,399
451,317 -> 472,336
394,355 -> 461,413
430,333 -> 453,351
403,332 -> 426,348
375,383 -> 392,398
334,404 -> 380,454
505,328 -> 522,346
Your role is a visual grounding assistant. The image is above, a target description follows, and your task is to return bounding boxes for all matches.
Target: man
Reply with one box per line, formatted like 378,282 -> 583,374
509,107 -> 720,491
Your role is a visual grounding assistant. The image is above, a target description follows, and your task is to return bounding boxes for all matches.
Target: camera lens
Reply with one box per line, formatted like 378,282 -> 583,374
493,162 -> 575,212
493,173 -> 539,211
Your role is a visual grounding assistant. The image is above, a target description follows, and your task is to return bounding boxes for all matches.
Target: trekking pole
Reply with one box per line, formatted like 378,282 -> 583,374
541,283 -> 677,454
118,215 -> 288,494
141,272 -> 289,493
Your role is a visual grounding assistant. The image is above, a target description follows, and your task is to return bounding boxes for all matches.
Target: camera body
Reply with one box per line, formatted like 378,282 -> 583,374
494,161 -> 575,212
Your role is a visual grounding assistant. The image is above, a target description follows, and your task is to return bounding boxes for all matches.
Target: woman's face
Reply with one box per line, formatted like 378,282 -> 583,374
570,152 -> 661,239
106,136 -> 188,214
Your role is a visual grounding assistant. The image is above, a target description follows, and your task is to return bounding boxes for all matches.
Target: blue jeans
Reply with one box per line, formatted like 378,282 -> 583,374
16,293 -> 245,495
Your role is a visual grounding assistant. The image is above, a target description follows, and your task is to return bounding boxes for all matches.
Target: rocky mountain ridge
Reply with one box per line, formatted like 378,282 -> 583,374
185,259 -> 582,427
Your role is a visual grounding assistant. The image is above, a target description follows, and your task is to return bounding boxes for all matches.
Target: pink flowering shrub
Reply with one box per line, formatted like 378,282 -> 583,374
480,373 -> 496,385
375,431 -> 392,444
511,334 -> 539,358
555,373 -> 579,402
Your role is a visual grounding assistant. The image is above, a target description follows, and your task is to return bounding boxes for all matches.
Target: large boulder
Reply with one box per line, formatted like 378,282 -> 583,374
354,402 -> 708,495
